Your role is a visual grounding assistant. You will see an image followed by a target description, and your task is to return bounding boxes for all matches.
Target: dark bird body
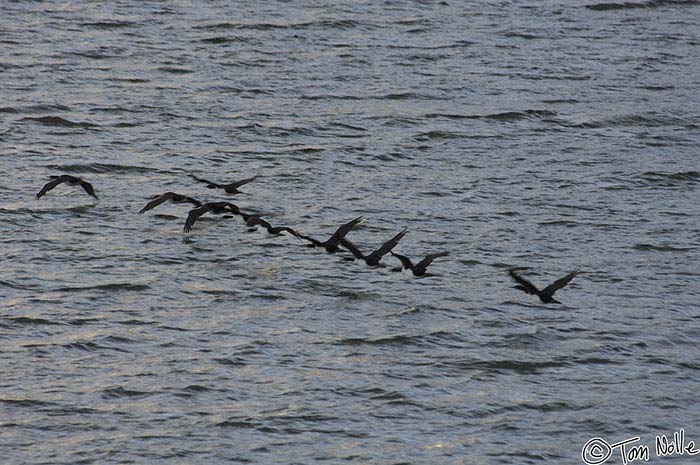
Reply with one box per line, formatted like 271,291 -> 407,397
184,202 -> 240,233
139,192 -> 202,214
390,251 -> 449,276
192,175 -> 258,194
297,216 -> 363,253
241,213 -> 300,237
508,269 -> 579,304
341,229 -> 407,267
35,175 -> 98,200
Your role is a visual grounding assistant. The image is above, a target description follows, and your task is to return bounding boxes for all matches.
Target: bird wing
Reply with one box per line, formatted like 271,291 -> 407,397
139,193 -> 173,214
540,271 -> 579,300
183,196 -> 203,207
35,175 -> 69,200
248,216 -> 271,229
508,269 -> 540,295
77,179 -> 98,199
414,251 -> 449,275
230,176 -> 258,189
390,251 -> 414,270
192,175 -> 222,188
273,226 -> 300,237
326,216 -> 363,248
183,205 -> 211,233
223,202 -> 240,214
297,233 -> 323,247
366,229 -> 407,264
239,211 -> 254,222
340,239 -> 364,259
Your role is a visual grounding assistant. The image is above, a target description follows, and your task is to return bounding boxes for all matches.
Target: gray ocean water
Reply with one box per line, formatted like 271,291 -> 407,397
2,1 -> 700,464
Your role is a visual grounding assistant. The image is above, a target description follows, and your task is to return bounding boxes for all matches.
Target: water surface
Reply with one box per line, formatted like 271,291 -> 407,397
2,1 -> 699,464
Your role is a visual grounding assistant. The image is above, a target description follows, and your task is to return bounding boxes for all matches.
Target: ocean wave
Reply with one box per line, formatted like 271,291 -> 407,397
456,359 -> 569,374
80,20 -> 135,29
193,19 -> 361,31
563,113 -> 693,129
199,36 -> 249,44
46,163 -> 160,174
336,334 -> 416,346
586,0 -> 698,10
637,171 -> 700,185
424,109 -> 557,121
101,387 -> 152,398
5,316 -> 63,326
20,116 -> 100,129
52,283 -> 151,293
0,104 -> 71,113
0,398 -> 54,407
157,66 -> 193,74
632,244 -> 693,252
336,330 -> 454,347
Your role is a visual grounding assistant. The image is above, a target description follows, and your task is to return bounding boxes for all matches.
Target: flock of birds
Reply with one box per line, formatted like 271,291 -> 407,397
34,174 -> 581,303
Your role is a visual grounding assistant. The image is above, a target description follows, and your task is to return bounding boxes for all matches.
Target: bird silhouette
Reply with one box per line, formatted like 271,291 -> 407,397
183,202 -> 240,233
35,175 -> 98,200
240,213 -> 301,237
297,216 -> 363,253
341,229 -> 407,267
191,174 -> 258,194
508,268 -> 580,303
139,192 -> 202,214
390,251 -> 449,276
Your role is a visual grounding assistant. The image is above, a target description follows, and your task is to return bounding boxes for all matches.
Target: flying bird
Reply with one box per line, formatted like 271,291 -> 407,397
183,202 -> 240,233
35,175 -> 98,200
297,216 -> 363,253
508,268 -> 580,304
241,213 -> 301,237
191,174 -> 259,194
139,192 -> 202,214
341,229 -> 408,267
390,251 -> 449,277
